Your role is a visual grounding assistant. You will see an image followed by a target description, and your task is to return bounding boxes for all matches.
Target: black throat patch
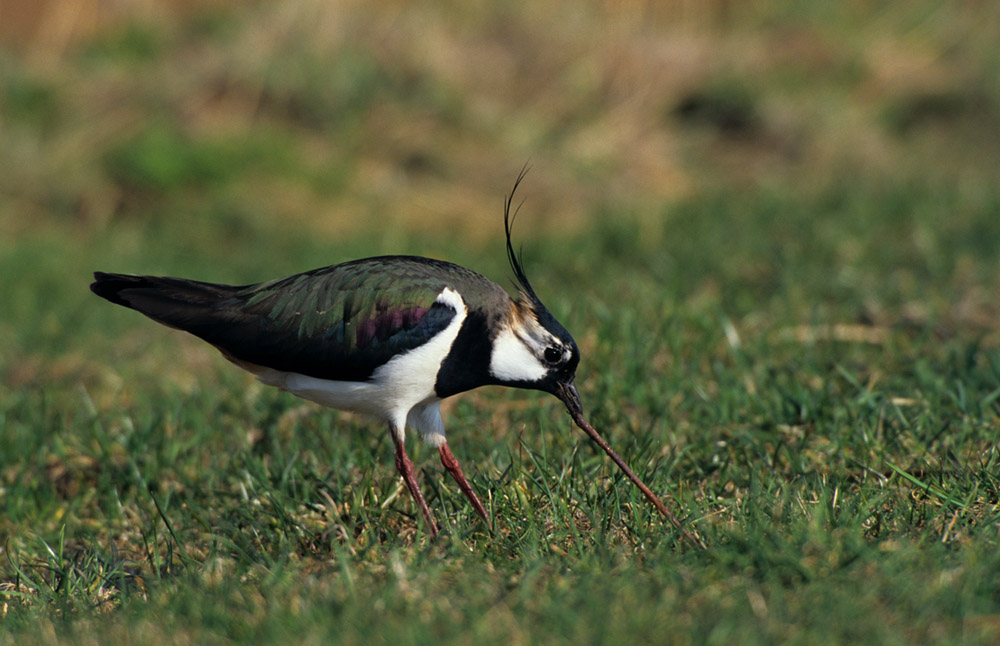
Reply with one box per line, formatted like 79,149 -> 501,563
434,309 -> 496,398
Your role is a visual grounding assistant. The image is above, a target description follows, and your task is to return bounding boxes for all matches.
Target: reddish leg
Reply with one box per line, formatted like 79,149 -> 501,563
391,430 -> 439,539
439,443 -> 492,530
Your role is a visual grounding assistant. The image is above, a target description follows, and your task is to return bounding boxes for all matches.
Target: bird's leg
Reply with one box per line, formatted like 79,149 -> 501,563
439,443 -> 491,530
390,430 -> 439,539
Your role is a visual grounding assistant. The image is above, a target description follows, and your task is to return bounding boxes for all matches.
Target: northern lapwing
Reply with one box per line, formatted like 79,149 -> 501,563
91,175 -> 698,545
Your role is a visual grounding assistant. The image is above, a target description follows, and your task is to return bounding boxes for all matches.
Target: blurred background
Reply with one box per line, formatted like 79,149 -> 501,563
2,0 -> 999,395
4,0 -> 997,229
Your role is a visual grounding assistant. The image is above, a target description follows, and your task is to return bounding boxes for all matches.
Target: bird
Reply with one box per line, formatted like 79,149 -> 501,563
91,174 -> 698,544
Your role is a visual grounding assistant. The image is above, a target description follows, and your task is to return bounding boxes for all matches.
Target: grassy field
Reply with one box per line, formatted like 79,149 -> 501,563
3,1 -> 1000,644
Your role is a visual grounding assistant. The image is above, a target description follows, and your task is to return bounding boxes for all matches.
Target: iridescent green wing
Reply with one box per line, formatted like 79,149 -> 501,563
210,257 -> 464,381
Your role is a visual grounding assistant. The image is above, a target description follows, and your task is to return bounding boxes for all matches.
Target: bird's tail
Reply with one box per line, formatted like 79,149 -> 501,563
90,272 -> 241,333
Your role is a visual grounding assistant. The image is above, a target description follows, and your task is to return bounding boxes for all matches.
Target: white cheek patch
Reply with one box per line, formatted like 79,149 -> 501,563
490,326 -> 547,383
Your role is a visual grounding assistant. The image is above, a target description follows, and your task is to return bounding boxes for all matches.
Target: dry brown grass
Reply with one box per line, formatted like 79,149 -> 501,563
4,0 -> 997,245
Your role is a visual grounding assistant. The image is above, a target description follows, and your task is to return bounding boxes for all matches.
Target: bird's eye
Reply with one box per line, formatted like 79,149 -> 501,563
543,346 -> 562,364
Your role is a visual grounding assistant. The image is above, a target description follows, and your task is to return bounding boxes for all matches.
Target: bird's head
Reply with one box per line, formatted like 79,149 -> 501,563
481,173 -> 698,545
487,173 -> 583,414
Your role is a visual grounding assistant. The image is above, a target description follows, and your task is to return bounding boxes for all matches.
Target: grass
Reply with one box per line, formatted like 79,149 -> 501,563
3,1 -> 1000,644
3,185 -> 999,644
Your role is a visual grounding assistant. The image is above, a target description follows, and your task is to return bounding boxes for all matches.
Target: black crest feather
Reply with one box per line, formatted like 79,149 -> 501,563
504,166 -> 540,305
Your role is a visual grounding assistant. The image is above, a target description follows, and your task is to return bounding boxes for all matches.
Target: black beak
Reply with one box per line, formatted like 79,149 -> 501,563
555,379 -> 583,416
551,376 -> 705,549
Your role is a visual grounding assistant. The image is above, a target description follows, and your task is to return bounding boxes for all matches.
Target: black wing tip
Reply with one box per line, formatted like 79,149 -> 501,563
90,271 -> 143,306
504,165 -> 539,303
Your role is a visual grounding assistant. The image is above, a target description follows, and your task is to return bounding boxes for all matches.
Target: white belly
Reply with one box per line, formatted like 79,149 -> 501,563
248,287 -> 466,445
